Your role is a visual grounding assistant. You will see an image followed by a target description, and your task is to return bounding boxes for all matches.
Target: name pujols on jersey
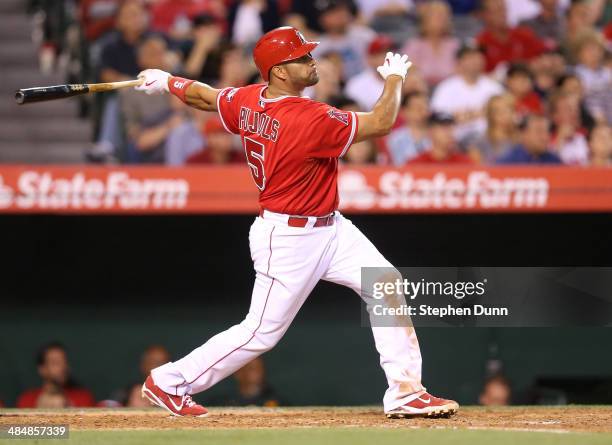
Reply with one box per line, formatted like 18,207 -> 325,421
238,106 -> 280,141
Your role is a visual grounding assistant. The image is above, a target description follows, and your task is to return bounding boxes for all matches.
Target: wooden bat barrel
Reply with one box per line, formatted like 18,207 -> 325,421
15,84 -> 91,105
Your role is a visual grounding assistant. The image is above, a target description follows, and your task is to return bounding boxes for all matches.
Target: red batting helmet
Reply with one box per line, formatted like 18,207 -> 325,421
253,27 -> 319,82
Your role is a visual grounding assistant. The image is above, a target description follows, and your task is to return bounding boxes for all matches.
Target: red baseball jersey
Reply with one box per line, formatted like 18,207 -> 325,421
217,84 -> 359,216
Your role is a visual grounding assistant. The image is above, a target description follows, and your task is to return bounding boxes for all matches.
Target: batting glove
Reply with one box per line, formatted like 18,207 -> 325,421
376,52 -> 412,81
135,69 -> 170,95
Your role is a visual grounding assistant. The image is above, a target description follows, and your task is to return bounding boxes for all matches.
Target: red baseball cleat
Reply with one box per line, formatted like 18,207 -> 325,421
386,392 -> 459,418
141,375 -> 208,417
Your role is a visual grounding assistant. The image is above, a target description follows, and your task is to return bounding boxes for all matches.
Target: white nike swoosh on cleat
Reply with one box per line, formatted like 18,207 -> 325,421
417,397 -> 431,403
167,396 -> 184,412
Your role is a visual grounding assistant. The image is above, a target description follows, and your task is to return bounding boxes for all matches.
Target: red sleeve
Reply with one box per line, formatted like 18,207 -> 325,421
520,27 -> 546,59
304,103 -> 358,158
216,87 -> 242,135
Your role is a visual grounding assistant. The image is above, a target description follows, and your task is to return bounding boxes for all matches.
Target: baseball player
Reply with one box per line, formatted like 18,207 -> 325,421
137,27 -> 459,419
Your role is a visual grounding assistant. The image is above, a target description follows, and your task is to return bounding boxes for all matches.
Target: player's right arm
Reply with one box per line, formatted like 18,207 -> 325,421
135,69 -> 221,112
354,53 -> 412,142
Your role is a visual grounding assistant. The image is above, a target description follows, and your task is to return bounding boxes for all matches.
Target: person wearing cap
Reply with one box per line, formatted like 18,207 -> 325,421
313,0 -> 376,80
186,117 -> 244,164
408,113 -> 473,164
430,43 -> 503,143
344,35 -> 394,111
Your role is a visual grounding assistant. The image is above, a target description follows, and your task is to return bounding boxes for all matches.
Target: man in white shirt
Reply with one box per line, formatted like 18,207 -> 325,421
431,44 -> 503,142
344,35 -> 393,111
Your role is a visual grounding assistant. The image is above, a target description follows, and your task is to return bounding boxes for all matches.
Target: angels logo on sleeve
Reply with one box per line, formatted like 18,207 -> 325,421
225,88 -> 239,102
327,108 -> 349,126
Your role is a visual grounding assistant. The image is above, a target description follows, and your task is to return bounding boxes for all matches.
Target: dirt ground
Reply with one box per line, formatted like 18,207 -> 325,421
1,406 -> 611,433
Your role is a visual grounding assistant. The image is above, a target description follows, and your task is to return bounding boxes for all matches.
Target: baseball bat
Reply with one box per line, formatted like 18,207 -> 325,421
14,79 -> 144,105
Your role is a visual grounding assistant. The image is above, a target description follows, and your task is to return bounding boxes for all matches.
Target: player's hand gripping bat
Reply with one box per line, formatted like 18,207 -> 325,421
14,79 -> 144,105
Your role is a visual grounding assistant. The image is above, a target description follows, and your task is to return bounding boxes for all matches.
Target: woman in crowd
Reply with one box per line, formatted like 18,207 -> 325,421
401,1 -> 459,86
466,94 -> 518,164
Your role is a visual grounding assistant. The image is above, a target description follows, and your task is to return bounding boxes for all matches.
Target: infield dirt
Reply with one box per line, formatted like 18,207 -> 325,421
1,406 -> 611,433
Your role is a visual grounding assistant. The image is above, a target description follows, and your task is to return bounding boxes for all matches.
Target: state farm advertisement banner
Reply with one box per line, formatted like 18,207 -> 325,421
0,165 -> 610,214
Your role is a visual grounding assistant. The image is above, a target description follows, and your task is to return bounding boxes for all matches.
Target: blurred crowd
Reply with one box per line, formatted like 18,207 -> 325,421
4,342 -> 279,408
0,342 -> 565,408
28,0 -> 612,166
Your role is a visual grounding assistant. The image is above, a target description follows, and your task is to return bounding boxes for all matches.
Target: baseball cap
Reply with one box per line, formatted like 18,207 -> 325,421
428,112 -> 455,126
368,35 -> 394,55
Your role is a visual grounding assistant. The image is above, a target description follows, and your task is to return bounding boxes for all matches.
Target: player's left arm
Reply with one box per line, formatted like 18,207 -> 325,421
135,69 -> 221,112
353,53 -> 412,142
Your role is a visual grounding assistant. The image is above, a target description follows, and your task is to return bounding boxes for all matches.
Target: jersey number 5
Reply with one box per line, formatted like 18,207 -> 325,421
244,137 -> 266,191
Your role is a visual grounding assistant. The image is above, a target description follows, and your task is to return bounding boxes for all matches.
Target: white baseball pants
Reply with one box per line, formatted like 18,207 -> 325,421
152,211 -> 425,411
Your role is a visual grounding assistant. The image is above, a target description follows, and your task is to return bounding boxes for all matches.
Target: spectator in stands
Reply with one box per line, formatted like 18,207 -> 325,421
186,117 -> 243,164
313,0 -> 376,80
305,54 -> 344,103
183,14 -> 224,81
285,0 -> 349,36
150,0 -> 225,42
91,0 -> 151,162
126,345 -> 171,407
520,0 -> 564,44
530,50 -> 568,98
402,1 -> 460,86
573,30 -> 612,124
431,44 -> 503,142
556,74 -> 597,131
17,343 -> 95,408
589,124 -> 612,166
230,0 -> 282,47
79,0 -> 121,43
445,0 -> 480,15
503,0 -> 543,27
476,0 -> 546,73
496,114 -> 562,164
479,374 -> 512,406
550,92 -> 589,165
165,96 -> 207,165
385,92 -> 431,166
344,140 -> 378,164
409,113 -> 473,164
505,64 -> 544,116
328,95 -> 360,112
99,0 -> 150,84
402,65 -> 430,96
227,357 -> 280,407
216,45 -> 253,88
355,0 -> 413,24
345,35 -> 393,111
467,94 -> 518,163
121,35 -> 185,164
561,0 -> 594,63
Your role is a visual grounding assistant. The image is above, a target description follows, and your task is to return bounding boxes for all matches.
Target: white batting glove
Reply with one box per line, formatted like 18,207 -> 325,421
376,52 -> 412,81
135,69 -> 170,95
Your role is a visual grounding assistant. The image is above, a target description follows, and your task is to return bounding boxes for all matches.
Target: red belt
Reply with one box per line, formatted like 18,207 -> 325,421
259,209 -> 335,228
